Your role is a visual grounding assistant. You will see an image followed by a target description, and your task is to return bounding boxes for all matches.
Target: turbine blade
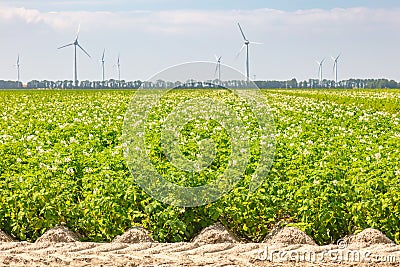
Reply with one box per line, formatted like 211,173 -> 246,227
76,23 -> 81,40
102,49 -> 105,61
214,64 -> 219,77
250,41 -> 263,45
236,44 -> 246,58
237,23 -> 247,41
331,56 -> 336,61
321,58 -> 325,64
336,53 -> 341,60
58,43 -> 74,49
218,56 -> 222,62
17,55 -> 20,64
77,43 -> 91,58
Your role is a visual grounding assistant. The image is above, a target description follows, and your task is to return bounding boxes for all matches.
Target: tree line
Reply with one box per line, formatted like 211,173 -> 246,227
254,78 -> 400,89
26,79 -> 142,89
0,78 -> 399,89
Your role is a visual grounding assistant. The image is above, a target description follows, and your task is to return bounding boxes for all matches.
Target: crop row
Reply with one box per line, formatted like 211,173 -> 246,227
0,89 -> 399,244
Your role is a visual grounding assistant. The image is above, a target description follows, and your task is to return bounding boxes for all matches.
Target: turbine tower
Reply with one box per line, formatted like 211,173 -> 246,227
214,55 -> 222,83
101,49 -> 105,82
237,22 -> 262,82
332,53 -> 341,87
16,54 -> 20,87
316,58 -> 325,87
58,25 -> 91,87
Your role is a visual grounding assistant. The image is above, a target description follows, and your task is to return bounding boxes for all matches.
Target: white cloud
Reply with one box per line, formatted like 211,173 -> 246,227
1,6 -> 400,35
0,7 -> 42,23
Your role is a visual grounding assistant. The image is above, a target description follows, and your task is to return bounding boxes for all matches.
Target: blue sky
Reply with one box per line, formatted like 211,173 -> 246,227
1,0 -> 400,83
4,0 -> 400,11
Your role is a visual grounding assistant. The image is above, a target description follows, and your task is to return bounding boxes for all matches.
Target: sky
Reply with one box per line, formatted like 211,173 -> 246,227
1,0 -> 400,83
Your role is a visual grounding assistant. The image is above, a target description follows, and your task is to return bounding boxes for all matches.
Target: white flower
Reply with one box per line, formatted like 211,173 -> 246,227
48,165 -> 57,172
66,167 -> 75,175
374,152 -> 381,160
85,167 -> 93,173
366,156 -> 370,161
69,136 -> 79,144
395,170 -> 400,176
64,157 -> 72,163
240,148 -> 247,154
16,158 -> 22,163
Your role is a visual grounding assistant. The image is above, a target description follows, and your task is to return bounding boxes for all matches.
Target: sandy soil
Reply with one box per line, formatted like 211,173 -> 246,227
0,226 -> 399,266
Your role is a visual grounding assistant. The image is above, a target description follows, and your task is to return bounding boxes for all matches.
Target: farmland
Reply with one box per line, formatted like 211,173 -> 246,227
0,89 -> 399,245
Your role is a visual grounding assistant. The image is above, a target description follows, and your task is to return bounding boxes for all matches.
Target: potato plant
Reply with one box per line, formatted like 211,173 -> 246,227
0,89 -> 399,244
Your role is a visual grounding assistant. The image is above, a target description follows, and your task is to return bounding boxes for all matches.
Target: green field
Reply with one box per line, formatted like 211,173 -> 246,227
0,89 -> 399,244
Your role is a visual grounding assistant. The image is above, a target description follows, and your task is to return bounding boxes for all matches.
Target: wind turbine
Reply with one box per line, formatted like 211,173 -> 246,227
58,25 -> 91,87
214,55 -> 222,82
15,54 -> 21,87
316,58 -> 325,87
116,54 -> 121,82
100,49 -> 105,82
332,53 -> 341,87
237,22 -> 262,82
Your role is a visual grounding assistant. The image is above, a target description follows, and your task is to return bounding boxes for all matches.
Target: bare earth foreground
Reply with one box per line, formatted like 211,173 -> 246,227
0,225 -> 399,266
